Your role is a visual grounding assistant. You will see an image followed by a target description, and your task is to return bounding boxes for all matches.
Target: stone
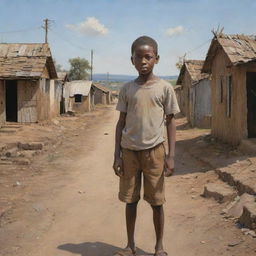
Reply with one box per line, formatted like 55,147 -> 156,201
5,148 -> 18,158
17,150 -> 39,158
203,182 -> 237,203
13,158 -> 31,165
223,193 -> 255,218
239,202 -> 256,231
18,142 -> 43,151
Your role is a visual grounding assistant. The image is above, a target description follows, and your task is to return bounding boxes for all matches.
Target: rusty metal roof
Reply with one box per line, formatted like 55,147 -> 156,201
177,60 -> 209,86
202,34 -> 256,73
92,83 -> 110,93
0,43 -> 57,79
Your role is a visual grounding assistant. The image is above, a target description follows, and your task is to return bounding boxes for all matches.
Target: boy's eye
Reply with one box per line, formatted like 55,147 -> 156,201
136,55 -> 153,60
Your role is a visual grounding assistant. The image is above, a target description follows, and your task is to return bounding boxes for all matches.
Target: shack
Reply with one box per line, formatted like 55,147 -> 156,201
177,60 -> 211,128
64,80 -> 93,113
92,83 -> 112,105
0,43 -> 57,127
202,33 -> 256,145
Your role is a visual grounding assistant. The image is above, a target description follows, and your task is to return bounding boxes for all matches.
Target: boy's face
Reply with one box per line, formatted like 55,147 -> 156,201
131,45 -> 159,75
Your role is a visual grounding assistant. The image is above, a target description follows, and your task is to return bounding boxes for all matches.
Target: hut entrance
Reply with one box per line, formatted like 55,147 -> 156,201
5,80 -> 18,122
247,72 -> 256,138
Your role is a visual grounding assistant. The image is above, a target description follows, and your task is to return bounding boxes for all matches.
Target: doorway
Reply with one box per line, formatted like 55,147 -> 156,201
247,72 -> 256,137
5,80 -> 18,122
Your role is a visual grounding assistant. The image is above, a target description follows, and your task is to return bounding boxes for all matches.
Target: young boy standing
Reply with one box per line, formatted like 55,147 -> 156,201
113,36 -> 180,256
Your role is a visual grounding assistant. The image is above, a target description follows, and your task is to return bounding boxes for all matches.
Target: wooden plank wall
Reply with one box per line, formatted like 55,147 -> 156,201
18,80 -> 38,123
211,50 -> 256,145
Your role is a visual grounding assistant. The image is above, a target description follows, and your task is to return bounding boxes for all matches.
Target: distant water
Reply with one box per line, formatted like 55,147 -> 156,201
93,73 -> 177,83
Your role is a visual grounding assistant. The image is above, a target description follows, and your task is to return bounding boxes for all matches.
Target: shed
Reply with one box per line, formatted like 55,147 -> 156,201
177,60 -> 211,128
202,33 -> 256,145
92,83 -> 112,105
64,80 -> 93,113
0,43 -> 57,127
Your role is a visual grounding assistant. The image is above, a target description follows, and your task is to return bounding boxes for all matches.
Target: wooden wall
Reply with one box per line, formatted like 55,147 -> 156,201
0,80 -> 5,127
211,50 -> 256,145
94,88 -> 107,105
180,70 -> 192,119
194,79 -> 211,128
17,80 -> 38,122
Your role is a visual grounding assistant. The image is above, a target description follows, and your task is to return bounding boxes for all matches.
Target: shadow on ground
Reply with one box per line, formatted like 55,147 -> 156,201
58,241 -> 153,256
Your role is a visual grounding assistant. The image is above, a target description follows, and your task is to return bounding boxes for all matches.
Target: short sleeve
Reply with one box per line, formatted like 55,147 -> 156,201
164,85 -> 180,115
116,86 -> 127,112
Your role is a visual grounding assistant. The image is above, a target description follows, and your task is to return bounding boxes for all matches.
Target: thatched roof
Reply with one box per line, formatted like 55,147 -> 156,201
57,72 -> 69,82
0,43 -> 57,79
202,34 -> 256,73
177,60 -> 209,86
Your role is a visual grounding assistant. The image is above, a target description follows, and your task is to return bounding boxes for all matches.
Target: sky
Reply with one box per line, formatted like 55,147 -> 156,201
0,0 -> 256,76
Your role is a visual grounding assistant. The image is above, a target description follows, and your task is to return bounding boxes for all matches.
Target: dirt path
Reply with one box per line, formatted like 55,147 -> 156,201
0,106 -> 256,256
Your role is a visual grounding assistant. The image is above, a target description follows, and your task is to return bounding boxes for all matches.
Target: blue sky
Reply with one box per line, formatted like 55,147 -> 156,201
0,0 -> 255,76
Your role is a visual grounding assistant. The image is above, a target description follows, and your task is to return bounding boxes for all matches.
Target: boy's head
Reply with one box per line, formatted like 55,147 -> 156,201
131,36 -> 159,75
131,36 -> 158,56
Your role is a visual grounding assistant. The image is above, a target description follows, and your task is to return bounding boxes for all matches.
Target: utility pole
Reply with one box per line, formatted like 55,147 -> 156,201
107,72 -> 109,86
90,49 -> 93,81
43,18 -> 49,43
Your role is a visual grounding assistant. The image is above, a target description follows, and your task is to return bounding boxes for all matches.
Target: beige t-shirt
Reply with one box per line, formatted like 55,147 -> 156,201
116,78 -> 180,150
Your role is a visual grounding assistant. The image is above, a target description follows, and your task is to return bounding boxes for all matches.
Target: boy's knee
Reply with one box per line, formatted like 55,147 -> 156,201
126,201 -> 138,208
151,204 -> 163,211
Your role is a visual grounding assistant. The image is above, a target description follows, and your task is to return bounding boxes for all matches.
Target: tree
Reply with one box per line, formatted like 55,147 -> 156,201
68,57 -> 91,80
53,58 -> 64,72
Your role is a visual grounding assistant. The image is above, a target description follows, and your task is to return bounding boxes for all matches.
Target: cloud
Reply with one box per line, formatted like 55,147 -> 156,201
66,17 -> 109,36
165,25 -> 185,37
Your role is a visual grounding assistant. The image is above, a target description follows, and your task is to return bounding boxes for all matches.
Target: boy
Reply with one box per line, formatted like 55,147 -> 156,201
113,36 -> 180,256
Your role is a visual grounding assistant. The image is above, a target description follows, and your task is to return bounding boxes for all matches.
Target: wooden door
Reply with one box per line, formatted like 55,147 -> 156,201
18,81 -> 38,123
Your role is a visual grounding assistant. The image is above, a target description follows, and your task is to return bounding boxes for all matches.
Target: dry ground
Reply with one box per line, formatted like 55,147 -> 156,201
0,105 -> 256,256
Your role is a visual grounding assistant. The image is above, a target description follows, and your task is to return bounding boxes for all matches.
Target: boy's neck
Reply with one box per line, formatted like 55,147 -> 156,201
136,72 -> 158,85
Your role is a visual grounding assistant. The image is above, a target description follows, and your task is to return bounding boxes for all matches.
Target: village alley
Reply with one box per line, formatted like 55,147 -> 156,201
0,105 -> 256,256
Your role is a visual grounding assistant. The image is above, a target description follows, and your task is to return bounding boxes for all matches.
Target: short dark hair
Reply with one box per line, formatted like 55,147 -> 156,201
131,36 -> 158,55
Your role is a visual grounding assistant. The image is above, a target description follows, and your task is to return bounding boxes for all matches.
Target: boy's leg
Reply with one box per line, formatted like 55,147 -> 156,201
141,143 -> 167,255
151,205 -> 165,254
125,202 -> 138,253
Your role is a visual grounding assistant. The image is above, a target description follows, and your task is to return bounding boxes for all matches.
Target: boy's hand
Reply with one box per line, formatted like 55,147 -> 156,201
113,157 -> 124,177
164,155 -> 175,177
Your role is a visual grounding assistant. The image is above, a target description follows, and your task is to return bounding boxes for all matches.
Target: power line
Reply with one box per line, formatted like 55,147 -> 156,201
0,26 -> 41,34
49,27 -> 89,52
185,38 -> 211,56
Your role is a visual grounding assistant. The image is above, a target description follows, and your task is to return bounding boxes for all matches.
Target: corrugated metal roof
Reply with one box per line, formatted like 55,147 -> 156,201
203,33 -> 256,73
0,43 -> 57,79
64,80 -> 92,97
177,60 -> 209,85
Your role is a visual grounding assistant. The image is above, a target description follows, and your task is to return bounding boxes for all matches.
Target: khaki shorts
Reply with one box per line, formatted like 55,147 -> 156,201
119,143 -> 166,206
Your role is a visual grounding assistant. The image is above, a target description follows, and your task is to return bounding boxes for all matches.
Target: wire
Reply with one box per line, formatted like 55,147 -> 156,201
185,38 -> 211,56
49,27 -> 89,52
0,26 -> 42,34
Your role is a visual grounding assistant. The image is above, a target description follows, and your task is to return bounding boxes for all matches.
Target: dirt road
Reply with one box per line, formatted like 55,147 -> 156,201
0,106 -> 256,256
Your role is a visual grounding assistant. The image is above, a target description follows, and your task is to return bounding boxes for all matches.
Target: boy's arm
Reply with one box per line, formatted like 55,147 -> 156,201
113,112 -> 126,177
165,114 -> 176,177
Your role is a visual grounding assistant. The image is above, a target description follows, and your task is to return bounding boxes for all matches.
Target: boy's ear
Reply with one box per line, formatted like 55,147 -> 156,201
155,55 -> 160,64
131,56 -> 134,65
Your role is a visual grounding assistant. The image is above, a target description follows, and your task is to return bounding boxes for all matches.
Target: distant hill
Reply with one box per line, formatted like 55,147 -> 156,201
93,73 -> 177,83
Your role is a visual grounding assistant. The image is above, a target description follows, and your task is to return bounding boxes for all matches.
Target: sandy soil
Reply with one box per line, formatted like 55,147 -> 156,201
0,105 -> 256,256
